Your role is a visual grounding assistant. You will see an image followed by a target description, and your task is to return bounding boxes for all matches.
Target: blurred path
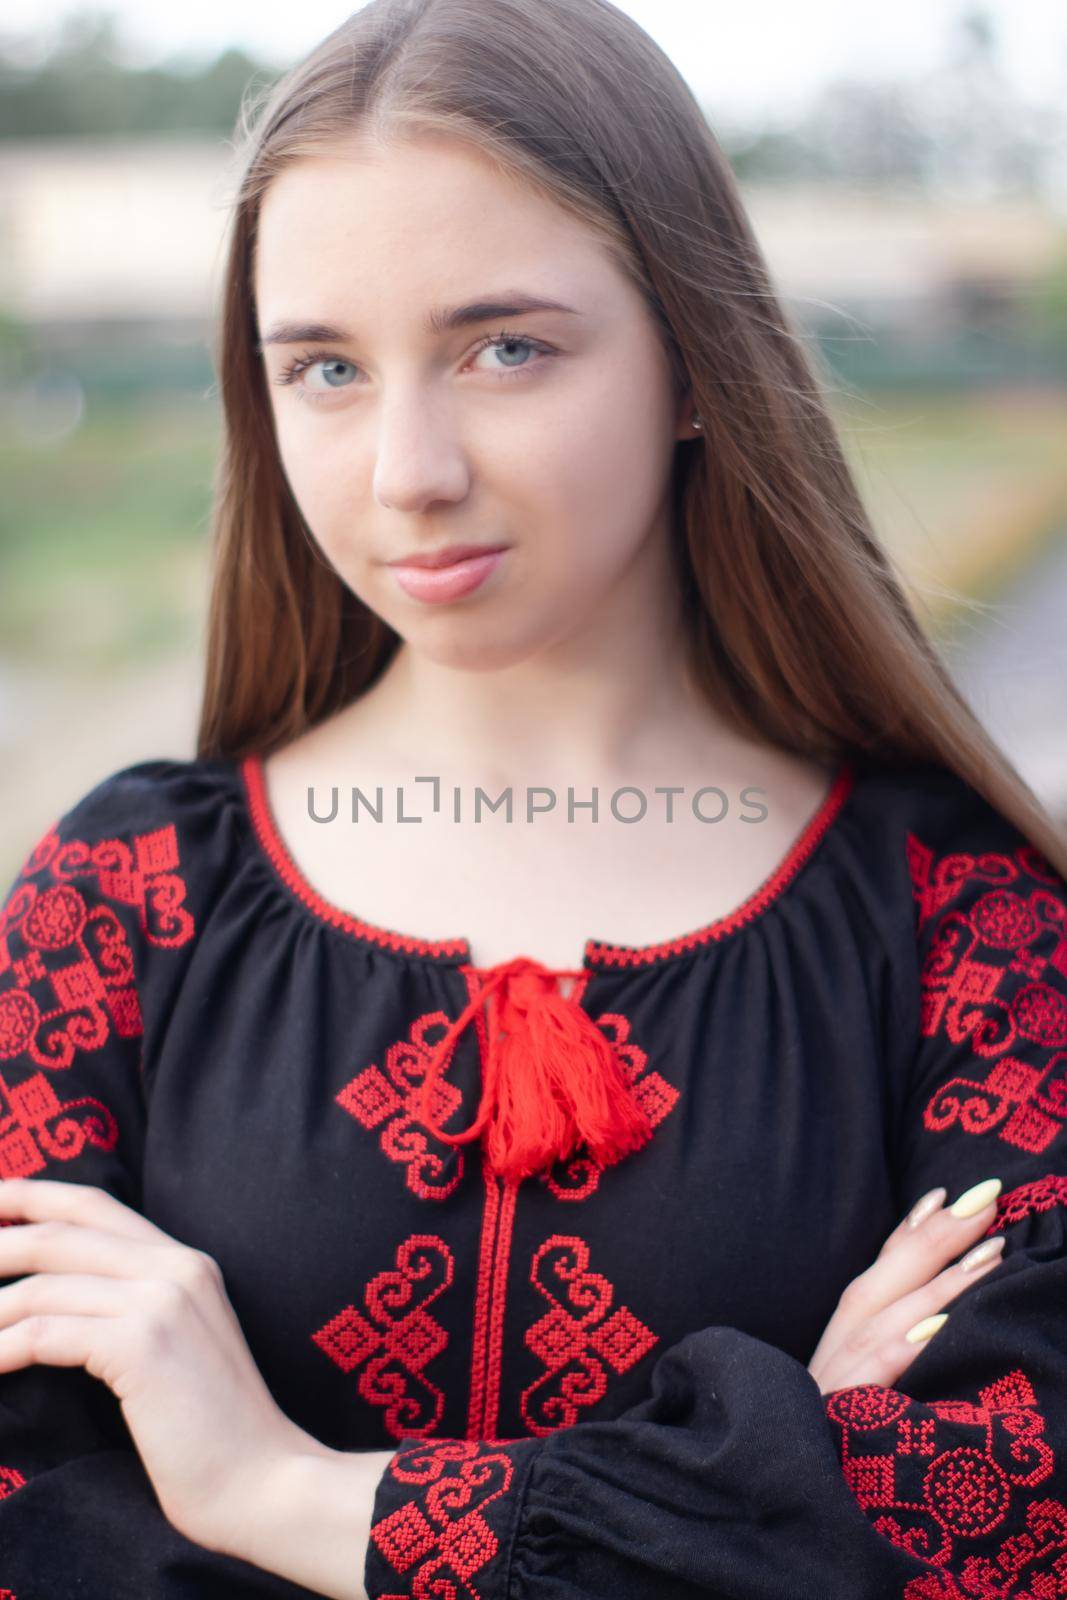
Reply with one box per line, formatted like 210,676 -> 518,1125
943,524 -> 1067,827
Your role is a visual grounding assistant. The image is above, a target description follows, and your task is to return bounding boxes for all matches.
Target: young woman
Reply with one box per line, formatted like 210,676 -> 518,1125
2,1 -> 1066,1596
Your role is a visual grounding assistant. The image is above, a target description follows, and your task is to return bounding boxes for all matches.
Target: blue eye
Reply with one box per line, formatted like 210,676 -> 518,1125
473,333 -> 545,372
285,357 -> 356,394
272,327 -> 555,405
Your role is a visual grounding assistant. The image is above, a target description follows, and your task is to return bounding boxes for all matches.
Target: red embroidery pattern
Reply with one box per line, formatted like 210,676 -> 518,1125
544,1012 -> 679,1200
0,1067 -> 118,1179
983,1174 -> 1067,1235
241,754 -> 469,961
467,1171 -> 518,1443
369,1439 -> 515,1600
311,1235 -> 454,1439
336,1013 -> 467,1200
338,998 -> 678,1208
18,821 -> 195,948
585,763 -> 855,968
521,1234 -> 657,1436
827,1370 -> 1067,1596
0,823 -> 194,1077
0,1466 -> 26,1500
907,833 -> 1067,1154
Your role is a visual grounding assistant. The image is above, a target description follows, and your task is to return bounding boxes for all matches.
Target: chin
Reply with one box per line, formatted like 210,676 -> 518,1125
403,613 -> 554,674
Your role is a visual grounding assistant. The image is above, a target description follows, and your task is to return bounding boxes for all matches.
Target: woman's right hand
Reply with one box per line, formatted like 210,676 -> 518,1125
808,1178 -> 1007,1398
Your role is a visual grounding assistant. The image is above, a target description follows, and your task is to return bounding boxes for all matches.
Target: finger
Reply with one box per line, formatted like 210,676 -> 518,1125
830,1237 -> 1006,1391
878,1233 -> 1007,1350
0,1220 -> 186,1284
0,1310 -> 109,1375
841,1179 -> 1002,1325
0,1179 -> 168,1245
808,1180 -> 1003,1380
0,1271 -> 130,1328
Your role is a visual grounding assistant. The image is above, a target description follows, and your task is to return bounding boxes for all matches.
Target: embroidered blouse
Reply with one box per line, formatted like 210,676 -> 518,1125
1,749 -> 1066,1600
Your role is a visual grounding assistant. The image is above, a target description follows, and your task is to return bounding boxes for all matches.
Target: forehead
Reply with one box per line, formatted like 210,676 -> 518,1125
253,132 -> 616,320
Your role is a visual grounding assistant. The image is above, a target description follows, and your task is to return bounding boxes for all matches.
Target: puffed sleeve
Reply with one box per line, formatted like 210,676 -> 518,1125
0,773 -> 324,1598
363,772 -> 1067,1600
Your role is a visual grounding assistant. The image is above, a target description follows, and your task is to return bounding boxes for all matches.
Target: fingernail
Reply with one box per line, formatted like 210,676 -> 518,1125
959,1235 -> 1006,1273
905,1312 -> 949,1345
906,1186 -> 947,1228
949,1178 -> 1002,1219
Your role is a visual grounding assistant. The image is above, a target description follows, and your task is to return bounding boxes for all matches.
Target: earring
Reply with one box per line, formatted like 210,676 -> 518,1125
691,413 -> 703,431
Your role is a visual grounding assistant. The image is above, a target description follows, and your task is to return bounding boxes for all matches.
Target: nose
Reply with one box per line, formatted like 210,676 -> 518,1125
373,392 -> 471,513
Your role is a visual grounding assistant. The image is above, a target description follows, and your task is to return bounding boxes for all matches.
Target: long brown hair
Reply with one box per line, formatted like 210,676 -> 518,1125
198,0 -> 1067,874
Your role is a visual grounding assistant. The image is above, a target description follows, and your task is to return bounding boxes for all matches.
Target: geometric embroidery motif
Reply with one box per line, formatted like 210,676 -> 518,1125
311,1234 -> 454,1439
368,1438 -> 515,1600
544,1012 -> 679,1200
0,818 -> 195,1179
826,1369 -> 1067,1597
0,1464 -> 26,1500
0,1066 -> 119,1181
335,1012 -> 467,1201
906,831 -> 1067,1154
338,1006 -> 678,1203
521,1233 -> 658,1435
0,819 -> 195,1072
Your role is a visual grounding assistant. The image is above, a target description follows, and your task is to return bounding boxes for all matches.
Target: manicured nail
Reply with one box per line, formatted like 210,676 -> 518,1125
905,1312 -> 949,1345
949,1178 -> 1002,1219
959,1235 -> 1006,1273
907,1186 -> 947,1228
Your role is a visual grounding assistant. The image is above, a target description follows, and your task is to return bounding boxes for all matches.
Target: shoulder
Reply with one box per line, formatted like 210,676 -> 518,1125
839,756 -> 1059,879
817,757 -> 1065,991
6,755 -> 248,950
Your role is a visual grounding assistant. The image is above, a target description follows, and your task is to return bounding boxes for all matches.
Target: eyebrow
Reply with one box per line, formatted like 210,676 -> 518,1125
256,292 -> 582,350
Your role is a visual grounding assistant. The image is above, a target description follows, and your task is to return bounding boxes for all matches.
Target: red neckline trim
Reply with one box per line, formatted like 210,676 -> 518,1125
239,752 -> 855,971
240,753 -> 470,963
585,761 -> 855,969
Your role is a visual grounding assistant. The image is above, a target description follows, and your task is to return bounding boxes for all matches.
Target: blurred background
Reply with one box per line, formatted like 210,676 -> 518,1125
1,0 -> 1067,885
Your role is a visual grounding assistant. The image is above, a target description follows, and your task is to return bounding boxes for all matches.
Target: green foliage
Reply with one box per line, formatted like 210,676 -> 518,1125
0,8 -> 281,138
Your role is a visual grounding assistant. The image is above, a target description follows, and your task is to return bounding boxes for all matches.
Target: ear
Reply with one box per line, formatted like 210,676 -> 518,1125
674,397 -> 703,442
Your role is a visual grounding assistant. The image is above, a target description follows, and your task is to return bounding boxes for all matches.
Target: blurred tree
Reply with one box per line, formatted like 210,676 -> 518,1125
1,0 -> 1064,207
0,6 -> 280,137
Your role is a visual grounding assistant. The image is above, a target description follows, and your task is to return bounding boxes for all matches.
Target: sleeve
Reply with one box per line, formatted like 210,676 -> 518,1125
363,781 -> 1067,1600
0,781 -> 326,1599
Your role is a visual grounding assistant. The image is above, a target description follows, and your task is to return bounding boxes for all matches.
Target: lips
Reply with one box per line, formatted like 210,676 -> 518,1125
387,543 -> 510,570
388,547 -> 509,603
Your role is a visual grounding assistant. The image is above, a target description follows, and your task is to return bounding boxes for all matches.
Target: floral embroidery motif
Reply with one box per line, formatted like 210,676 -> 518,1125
311,1235 -> 454,1439
0,822 -> 194,1078
827,1370 -> 1067,1596
336,1012 -> 467,1200
907,833 -> 1067,1153
369,1439 -> 515,1599
543,1012 -> 679,1200
0,1465 -> 26,1500
0,1068 -> 118,1179
521,1235 -> 657,1435
18,820 -> 195,949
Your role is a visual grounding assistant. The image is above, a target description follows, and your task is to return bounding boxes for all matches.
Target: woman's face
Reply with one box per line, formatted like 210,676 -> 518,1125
255,132 -> 695,671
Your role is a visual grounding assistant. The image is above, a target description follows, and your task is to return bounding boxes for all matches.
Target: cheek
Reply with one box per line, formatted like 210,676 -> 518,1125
274,419 -> 360,552
532,411 -> 667,582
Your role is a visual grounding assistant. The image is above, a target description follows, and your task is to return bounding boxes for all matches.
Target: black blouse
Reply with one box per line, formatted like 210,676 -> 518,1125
1,750 -> 1065,1599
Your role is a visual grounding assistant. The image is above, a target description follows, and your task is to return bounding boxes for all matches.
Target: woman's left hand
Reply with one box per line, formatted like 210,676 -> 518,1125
0,1176 -> 311,1556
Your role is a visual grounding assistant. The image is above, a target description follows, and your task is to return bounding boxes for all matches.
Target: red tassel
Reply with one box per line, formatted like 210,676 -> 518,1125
417,957 -> 653,1183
